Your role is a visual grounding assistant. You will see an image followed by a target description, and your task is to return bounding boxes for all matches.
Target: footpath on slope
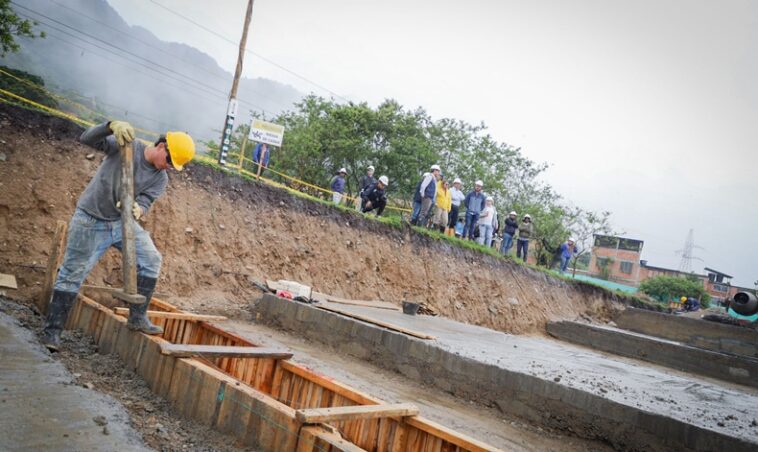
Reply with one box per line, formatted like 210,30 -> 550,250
0,303 -> 148,451
254,294 -> 758,451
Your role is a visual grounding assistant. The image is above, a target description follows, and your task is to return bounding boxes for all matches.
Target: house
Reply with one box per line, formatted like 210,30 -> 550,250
587,234 -> 644,285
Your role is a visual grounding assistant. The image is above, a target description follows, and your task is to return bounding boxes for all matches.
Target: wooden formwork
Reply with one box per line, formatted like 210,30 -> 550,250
65,295 -> 500,452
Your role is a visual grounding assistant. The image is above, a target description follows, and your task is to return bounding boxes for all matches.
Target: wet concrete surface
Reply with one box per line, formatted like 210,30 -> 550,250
0,311 -> 149,451
254,296 -> 758,450
226,319 -> 613,452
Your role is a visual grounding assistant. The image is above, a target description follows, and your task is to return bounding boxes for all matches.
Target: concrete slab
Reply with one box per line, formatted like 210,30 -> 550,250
0,312 -> 149,452
547,320 -> 758,388
616,308 -> 758,358
253,294 -> 758,451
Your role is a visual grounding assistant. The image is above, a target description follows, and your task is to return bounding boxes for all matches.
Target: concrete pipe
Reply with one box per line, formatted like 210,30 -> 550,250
731,291 -> 758,316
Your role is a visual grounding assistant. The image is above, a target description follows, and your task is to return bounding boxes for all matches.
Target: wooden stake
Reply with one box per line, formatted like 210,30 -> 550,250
115,142 -> 145,305
38,220 -> 67,315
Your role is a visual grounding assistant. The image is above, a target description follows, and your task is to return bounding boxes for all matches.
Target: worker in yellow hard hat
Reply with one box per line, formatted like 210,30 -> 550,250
40,120 -> 195,352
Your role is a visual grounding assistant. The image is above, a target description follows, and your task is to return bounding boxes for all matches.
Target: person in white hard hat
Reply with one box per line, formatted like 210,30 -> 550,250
476,196 -> 497,247
447,178 -> 465,237
516,214 -> 533,261
559,237 -> 578,273
462,180 -> 485,240
416,164 -> 441,227
361,175 -> 389,216
432,177 -> 452,233
330,168 -> 348,205
356,165 -> 376,211
500,211 -> 519,255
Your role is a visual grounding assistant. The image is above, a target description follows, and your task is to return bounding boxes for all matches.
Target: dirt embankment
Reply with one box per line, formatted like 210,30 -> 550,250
0,104 -> 627,334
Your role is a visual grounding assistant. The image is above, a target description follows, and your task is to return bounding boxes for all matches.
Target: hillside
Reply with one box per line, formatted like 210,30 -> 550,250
0,103 -> 640,335
5,0 -> 303,143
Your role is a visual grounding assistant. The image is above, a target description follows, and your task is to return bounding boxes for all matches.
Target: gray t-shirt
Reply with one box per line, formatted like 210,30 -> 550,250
76,123 -> 168,221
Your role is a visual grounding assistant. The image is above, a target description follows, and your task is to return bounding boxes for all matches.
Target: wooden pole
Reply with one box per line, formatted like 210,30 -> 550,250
38,220 -> 67,315
113,143 -> 145,305
230,0 -> 254,99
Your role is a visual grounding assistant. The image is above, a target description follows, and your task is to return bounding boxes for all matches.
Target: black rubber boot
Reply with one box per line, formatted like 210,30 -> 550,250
40,290 -> 79,352
127,276 -> 163,335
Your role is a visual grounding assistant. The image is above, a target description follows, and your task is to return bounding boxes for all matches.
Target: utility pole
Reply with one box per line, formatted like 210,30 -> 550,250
218,0 -> 255,166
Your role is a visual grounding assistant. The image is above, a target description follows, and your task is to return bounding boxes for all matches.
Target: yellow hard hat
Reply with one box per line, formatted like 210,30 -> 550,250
680,296 -> 687,302
166,131 -> 195,171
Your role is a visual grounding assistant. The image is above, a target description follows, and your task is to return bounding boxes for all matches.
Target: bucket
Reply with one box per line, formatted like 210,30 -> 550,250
402,301 -> 420,315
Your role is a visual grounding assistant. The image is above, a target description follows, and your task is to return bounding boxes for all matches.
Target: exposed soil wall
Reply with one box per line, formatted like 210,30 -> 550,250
0,104 -> 630,334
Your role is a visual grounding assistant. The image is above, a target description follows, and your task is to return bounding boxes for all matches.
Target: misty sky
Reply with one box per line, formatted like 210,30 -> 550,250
107,0 -> 758,286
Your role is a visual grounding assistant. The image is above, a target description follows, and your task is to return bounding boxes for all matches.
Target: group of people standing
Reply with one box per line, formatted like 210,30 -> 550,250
330,166 -> 390,216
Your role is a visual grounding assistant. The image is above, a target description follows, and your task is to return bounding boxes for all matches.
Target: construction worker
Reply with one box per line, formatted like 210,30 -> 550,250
433,178 -> 452,234
448,178 -> 465,233
417,164 -> 441,227
361,175 -> 389,216
462,180 -> 485,240
356,165 -> 376,211
40,120 -> 195,351
516,214 -> 533,261
330,168 -> 347,205
559,237 -> 578,273
500,211 -> 518,255
252,142 -> 270,179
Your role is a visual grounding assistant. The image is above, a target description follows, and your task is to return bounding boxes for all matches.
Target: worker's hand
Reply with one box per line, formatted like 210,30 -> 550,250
116,201 -> 143,220
365,201 -> 372,209
109,120 -> 135,146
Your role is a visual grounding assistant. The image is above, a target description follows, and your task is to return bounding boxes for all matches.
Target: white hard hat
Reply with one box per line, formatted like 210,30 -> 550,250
485,196 -> 494,202
475,180 -> 483,187
338,167 -> 347,174
509,211 -> 517,216
430,164 -> 441,171
453,178 -> 462,184
378,175 -> 389,185
367,165 -> 375,171
524,214 -> 531,219
568,237 -> 576,243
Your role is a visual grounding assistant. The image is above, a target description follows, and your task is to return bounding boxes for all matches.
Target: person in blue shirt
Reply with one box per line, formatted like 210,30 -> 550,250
330,168 -> 347,205
417,164 -> 441,227
559,238 -> 578,272
462,180 -> 485,240
252,142 -> 270,179
410,173 -> 428,225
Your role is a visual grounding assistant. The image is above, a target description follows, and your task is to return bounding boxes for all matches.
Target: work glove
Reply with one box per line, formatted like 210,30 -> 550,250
116,201 -> 143,220
109,120 -> 135,146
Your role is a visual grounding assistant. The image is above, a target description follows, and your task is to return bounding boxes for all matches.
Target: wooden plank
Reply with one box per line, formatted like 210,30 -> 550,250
267,279 -> 312,299
404,417 -> 499,452
112,307 -> 227,322
37,220 -> 67,315
296,403 -> 419,424
297,425 -> 367,452
281,361 -> 382,406
312,292 -> 400,311
159,343 -> 293,359
315,304 -> 436,340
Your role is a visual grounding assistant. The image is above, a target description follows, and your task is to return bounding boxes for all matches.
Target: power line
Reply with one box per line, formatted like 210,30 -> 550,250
148,0 -> 350,103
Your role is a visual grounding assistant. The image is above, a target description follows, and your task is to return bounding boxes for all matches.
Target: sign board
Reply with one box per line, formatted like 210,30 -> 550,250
248,119 -> 285,147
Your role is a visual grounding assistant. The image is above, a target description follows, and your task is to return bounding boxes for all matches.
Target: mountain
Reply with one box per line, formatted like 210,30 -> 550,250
3,0 -> 304,144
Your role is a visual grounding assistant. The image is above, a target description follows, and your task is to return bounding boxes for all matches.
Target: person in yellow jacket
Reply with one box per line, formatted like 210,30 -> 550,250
432,178 -> 452,234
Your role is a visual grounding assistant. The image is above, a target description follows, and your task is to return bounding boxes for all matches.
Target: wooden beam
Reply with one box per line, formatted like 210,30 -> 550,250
296,426 -> 366,452
159,343 -> 293,360
405,417 -> 498,452
113,307 -> 227,322
295,403 -> 419,424
315,304 -> 436,340
311,292 -> 399,311
38,220 -> 67,315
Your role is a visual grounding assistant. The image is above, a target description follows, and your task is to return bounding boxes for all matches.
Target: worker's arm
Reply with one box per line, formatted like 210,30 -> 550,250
463,192 -> 471,210
78,122 -> 120,155
135,174 -> 168,217
419,175 -> 432,197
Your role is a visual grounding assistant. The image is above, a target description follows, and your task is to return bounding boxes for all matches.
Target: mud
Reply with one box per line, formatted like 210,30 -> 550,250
0,103 -> 635,335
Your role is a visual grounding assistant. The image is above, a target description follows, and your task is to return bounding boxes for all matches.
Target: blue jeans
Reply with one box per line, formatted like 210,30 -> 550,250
411,200 -> 422,224
54,209 -> 162,293
516,239 -> 529,260
463,212 -> 479,240
500,233 -> 514,254
477,223 -> 493,246
560,255 -> 571,272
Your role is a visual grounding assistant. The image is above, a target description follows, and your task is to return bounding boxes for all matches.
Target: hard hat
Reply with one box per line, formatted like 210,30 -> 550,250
680,296 -> 688,302
524,214 -> 531,219
485,196 -> 494,202
509,211 -> 517,216
338,167 -> 347,174
430,164 -> 441,171
367,165 -> 375,171
165,131 -> 195,171
568,237 -> 576,243
453,178 -> 462,184
475,180 -> 483,187
378,175 -> 389,185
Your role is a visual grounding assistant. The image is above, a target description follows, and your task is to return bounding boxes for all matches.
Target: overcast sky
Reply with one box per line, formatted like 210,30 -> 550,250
107,0 -> 758,286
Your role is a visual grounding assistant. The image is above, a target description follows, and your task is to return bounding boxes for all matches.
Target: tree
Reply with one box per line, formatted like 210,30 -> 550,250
639,275 -> 711,308
567,209 -> 614,277
0,0 -> 45,56
0,65 -> 57,108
